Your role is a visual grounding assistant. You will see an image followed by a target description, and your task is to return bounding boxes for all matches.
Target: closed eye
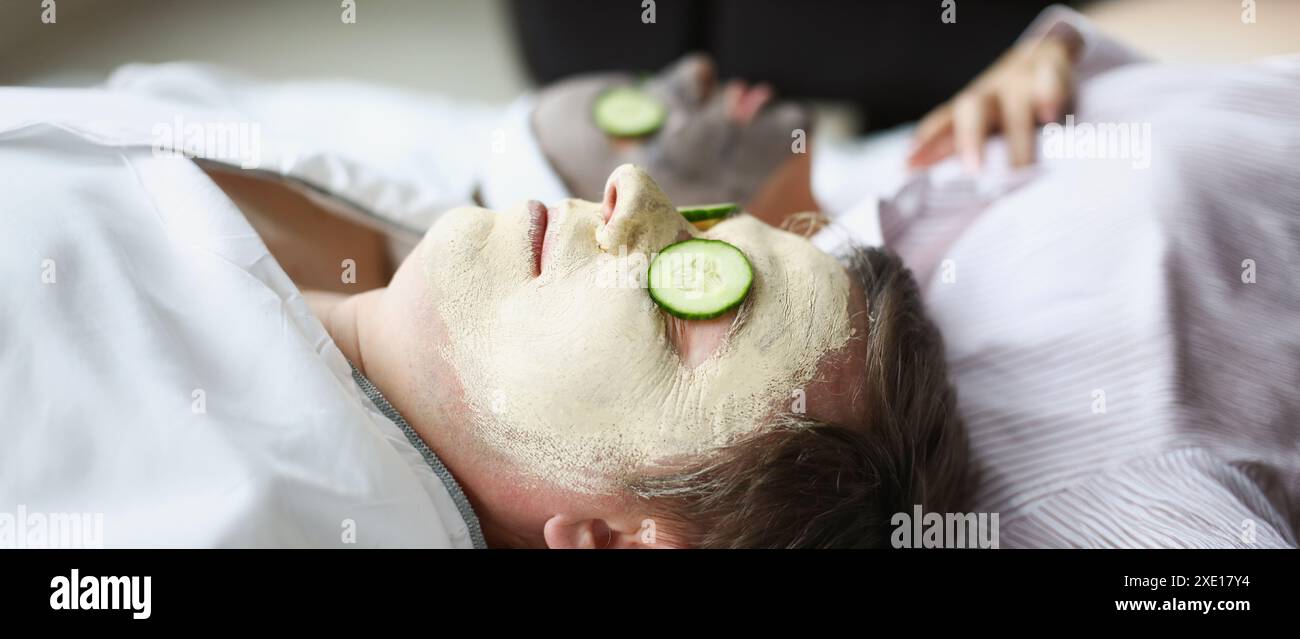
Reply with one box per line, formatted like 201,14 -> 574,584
656,228 -> 739,367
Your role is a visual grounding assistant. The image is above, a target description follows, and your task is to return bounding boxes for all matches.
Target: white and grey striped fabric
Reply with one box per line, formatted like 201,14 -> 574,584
825,7 -> 1299,547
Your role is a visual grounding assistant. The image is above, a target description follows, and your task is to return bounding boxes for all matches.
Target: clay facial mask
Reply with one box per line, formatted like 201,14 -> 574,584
422,165 -> 850,493
533,55 -> 811,208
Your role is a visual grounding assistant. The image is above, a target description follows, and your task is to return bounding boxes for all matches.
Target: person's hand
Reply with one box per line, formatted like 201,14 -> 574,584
908,33 -> 1082,172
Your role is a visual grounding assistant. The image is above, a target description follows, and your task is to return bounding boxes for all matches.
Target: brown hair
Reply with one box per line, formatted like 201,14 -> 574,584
628,246 -> 969,548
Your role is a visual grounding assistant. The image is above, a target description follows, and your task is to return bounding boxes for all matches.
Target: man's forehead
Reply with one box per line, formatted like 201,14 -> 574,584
797,273 -> 870,428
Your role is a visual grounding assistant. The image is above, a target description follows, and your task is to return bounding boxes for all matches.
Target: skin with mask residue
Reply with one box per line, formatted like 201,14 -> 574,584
423,164 -> 851,493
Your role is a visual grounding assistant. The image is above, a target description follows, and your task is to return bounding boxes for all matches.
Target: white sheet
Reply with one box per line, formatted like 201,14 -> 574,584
0,106 -> 476,547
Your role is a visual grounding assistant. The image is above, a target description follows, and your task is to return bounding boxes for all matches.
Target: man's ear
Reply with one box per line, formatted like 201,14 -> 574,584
543,514 -> 681,549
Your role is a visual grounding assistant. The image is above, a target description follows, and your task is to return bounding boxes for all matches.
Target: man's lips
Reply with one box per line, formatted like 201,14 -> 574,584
526,200 -> 549,276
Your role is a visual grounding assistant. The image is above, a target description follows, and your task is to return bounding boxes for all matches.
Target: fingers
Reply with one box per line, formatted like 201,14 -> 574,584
1032,44 -> 1072,123
907,104 -> 955,169
908,132 -> 956,170
913,103 -> 954,148
909,38 -> 1075,174
953,92 -> 995,173
1000,89 -> 1036,167
911,90 -> 996,174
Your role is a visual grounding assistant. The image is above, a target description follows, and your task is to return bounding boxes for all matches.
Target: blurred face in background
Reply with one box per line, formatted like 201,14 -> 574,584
532,54 -> 812,211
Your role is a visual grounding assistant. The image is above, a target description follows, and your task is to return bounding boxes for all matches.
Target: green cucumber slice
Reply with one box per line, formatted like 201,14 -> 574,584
677,203 -> 740,222
594,86 -> 667,137
648,239 -> 753,320
677,203 -> 740,229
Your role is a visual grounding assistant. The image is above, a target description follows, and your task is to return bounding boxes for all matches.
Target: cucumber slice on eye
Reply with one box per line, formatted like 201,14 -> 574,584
648,239 -> 753,320
677,203 -> 740,230
594,86 -> 667,137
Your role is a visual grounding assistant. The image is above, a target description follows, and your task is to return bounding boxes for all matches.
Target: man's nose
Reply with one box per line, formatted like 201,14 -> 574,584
600,164 -> 667,224
672,53 -> 717,103
597,164 -> 683,252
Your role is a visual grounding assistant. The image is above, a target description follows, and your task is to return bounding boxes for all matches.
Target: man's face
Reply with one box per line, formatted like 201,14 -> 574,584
399,165 -> 858,495
532,54 -> 811,208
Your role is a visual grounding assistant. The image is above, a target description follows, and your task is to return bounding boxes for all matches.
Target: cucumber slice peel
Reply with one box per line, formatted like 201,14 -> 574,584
677,203 -> 740,230
648,239 -> 753,320
677,203 -> 740,222
594,86 -> 667,137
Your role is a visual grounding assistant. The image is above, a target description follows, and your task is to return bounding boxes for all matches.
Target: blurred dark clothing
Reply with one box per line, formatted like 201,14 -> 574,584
508,0 -> 1071,132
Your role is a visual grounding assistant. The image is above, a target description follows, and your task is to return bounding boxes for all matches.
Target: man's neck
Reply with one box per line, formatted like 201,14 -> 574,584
307,289 -> 378,375
314,288 -> 523,547
746,151 -> 821,229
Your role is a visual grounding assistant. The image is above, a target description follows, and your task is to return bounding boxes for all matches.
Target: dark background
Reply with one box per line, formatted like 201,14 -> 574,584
510,0 -> 1068,131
